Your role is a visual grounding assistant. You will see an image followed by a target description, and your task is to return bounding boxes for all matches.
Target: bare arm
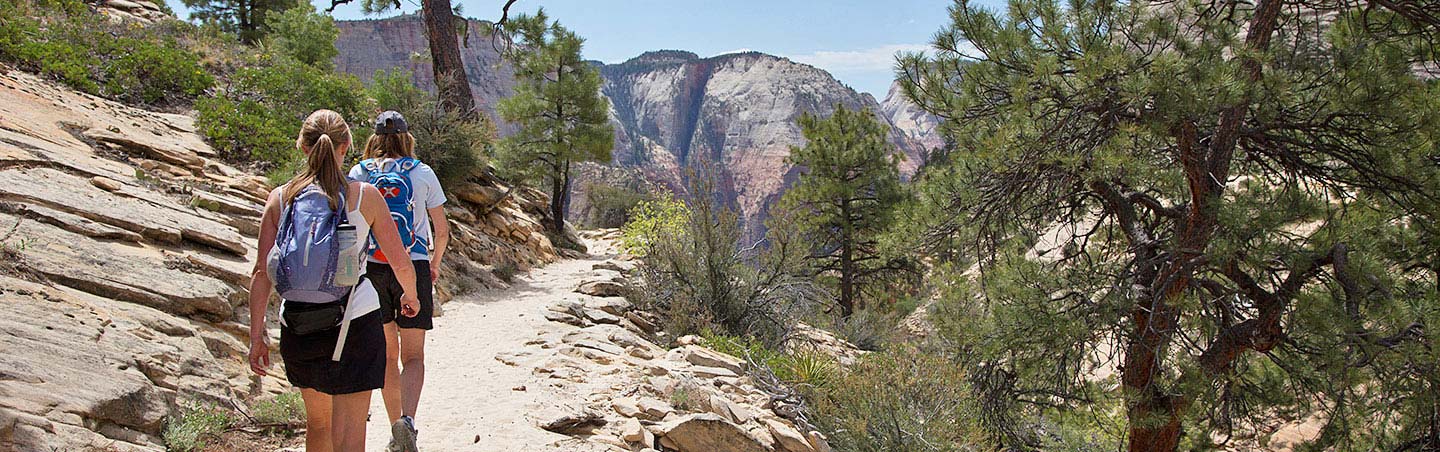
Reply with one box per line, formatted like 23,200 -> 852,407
427,206 -> 449,280
247,188 -> 283,375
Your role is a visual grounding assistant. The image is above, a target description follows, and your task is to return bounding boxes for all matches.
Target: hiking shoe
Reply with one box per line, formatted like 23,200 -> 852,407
388,416 -> 418,452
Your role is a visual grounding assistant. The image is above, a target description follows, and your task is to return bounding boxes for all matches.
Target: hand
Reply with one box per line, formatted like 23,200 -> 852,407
430,263 -> 441,283
400,292 -> 420,318
248,337 -> 271,376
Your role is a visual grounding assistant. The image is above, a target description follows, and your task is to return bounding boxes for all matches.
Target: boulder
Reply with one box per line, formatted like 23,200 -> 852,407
690,365 -> 740,379
585,297 -> 633,316
636,397 -> 675,420
763,418 -> 815,452
708,394 -> 753,425
656,413 -> 770,452
90,176 -> 121,191
576,280 -> 626,297
684,346 -> 746,374
806,431 -> 832,452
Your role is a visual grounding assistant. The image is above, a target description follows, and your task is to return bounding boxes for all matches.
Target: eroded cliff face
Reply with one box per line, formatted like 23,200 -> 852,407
598,51 -> 928,235
880,81 -> 945,157
333,14 -> 516,132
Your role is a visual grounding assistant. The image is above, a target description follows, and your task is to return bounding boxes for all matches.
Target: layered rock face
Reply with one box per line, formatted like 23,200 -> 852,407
0,67 -> 559,450
597,51 -> 927,235
333,14 -> 516,133
880,81 -> 945,156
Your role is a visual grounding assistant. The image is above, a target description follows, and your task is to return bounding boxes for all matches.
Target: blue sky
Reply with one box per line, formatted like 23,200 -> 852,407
164,0 -> 1006,97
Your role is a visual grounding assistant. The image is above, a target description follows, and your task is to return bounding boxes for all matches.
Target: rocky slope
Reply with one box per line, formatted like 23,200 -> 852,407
381,228 -> 857,452
333,18 -> 940,235
0,65 -> 561,450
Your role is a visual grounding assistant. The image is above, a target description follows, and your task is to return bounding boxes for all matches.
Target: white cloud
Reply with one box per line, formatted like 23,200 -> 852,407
787,44 -> 932,72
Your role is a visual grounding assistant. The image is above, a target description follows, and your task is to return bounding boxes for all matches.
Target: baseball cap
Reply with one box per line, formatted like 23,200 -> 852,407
374,111 -> 409,134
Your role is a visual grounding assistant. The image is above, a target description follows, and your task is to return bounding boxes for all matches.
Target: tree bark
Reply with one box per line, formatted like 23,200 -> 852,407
421,0 -> 476,114
1119,1 -> 1284,450
838,200 -> 855,317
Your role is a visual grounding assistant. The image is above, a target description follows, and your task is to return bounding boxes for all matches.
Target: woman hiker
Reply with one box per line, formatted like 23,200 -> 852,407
247,109 -> 421,452
350,110 -> 450,452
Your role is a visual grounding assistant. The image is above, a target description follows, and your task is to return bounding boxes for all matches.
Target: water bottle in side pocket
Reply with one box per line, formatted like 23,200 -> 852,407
334,223 -> 361,286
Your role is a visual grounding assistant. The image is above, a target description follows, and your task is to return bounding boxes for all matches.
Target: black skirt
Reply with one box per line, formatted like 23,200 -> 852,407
279,302 -> 385,395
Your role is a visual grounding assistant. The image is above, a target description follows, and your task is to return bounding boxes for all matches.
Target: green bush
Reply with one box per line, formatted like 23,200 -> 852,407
805,348 -> 987,452
251,392 -> 305,428
365,69 -> 494,186
196,58 -> 371,168
264,3 -> 338,69
619,195 -> 689,257
583,182 -> 652,228
162,401 -> 234,452
0,0 -> 212,106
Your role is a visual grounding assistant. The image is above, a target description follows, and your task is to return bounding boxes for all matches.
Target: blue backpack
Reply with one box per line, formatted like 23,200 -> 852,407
268,184 -> 351,303
359,157 -> 428,262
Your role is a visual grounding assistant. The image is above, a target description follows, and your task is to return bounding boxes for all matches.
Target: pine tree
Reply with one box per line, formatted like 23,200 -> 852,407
901,0 -> 1440,450
182,0 -> 296,44
496,9 -> 613,234
779,105 -> 908,318
349,0 -> 476,115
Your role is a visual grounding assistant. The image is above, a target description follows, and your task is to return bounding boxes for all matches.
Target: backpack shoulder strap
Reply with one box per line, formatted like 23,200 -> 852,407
360,159 -> 380,173
394,157 -> 419,175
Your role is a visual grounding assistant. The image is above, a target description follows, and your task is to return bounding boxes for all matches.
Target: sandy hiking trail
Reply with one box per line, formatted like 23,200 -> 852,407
362,238 -> 622,452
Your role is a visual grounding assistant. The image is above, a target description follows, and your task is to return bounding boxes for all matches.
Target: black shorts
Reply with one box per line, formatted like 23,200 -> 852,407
279,302 -> 385,395
367,260 -> 434,330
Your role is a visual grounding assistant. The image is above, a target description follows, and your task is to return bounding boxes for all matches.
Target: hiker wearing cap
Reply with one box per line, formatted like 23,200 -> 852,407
350,111 -> 450,452
248,109 -> 421,452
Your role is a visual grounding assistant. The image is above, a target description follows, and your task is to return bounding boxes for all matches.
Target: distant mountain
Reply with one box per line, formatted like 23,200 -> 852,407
333,18 -> 941,235
880,81 -> 945,156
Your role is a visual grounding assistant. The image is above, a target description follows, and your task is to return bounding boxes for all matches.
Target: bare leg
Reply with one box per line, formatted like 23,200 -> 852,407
330,390 -> 372,452
399,328 -> 427,418
299,389 -> 333,452
381,321 -> 403,424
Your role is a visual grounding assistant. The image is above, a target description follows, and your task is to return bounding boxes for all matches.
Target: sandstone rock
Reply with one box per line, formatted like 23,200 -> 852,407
585,297 -> 632,316
621,417 -> 652,445
612,397 -> 644,418
636,398 -> 675,420
582,307 -> 622,325
90,176 -> 121,191
763,418 -> 814,452
806,431 -> 832,452
545,310 -> 587,327
536,406 -> 606,434
690,365 -> 740,379
656,413 -> 770,452
0,168 -> 245,255
0,202 -> 143,243
625,311 -> 659,334
684,345 -> 746,374
577,280 -> 626,297
708,394 -> 753,425
592,259 -> 636,273
453,183 -> 507,207
83,127 -> 205,169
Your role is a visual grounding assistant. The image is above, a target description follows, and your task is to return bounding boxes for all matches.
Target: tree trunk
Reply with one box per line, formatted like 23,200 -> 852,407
420,0 -> 476,114
838,201 -> 854,317
547,160 -> 569,234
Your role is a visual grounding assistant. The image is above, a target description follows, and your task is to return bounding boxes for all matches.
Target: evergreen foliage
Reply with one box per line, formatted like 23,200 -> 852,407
899,0 -> 1440,450
181,0 -> 297,44
365,69 -> 495,186
0,0 -> 212,106
496,9 -> 614,233
264,2 -> 338,69
779,105 -> 910,317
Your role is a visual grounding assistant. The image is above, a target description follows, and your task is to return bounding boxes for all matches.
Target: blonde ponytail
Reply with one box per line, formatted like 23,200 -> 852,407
284,110 -> 352,209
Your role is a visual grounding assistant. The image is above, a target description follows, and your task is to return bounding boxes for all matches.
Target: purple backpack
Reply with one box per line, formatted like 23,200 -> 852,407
267,184 -> 350,303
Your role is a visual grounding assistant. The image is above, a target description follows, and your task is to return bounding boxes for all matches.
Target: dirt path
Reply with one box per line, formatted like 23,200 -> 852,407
362,239 -> 620,451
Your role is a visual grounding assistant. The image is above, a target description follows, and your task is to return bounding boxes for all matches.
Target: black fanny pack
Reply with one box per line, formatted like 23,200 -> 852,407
282,298 -> 347,336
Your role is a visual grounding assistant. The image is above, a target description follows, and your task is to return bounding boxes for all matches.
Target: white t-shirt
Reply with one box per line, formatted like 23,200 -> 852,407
349,158 -> 447,262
